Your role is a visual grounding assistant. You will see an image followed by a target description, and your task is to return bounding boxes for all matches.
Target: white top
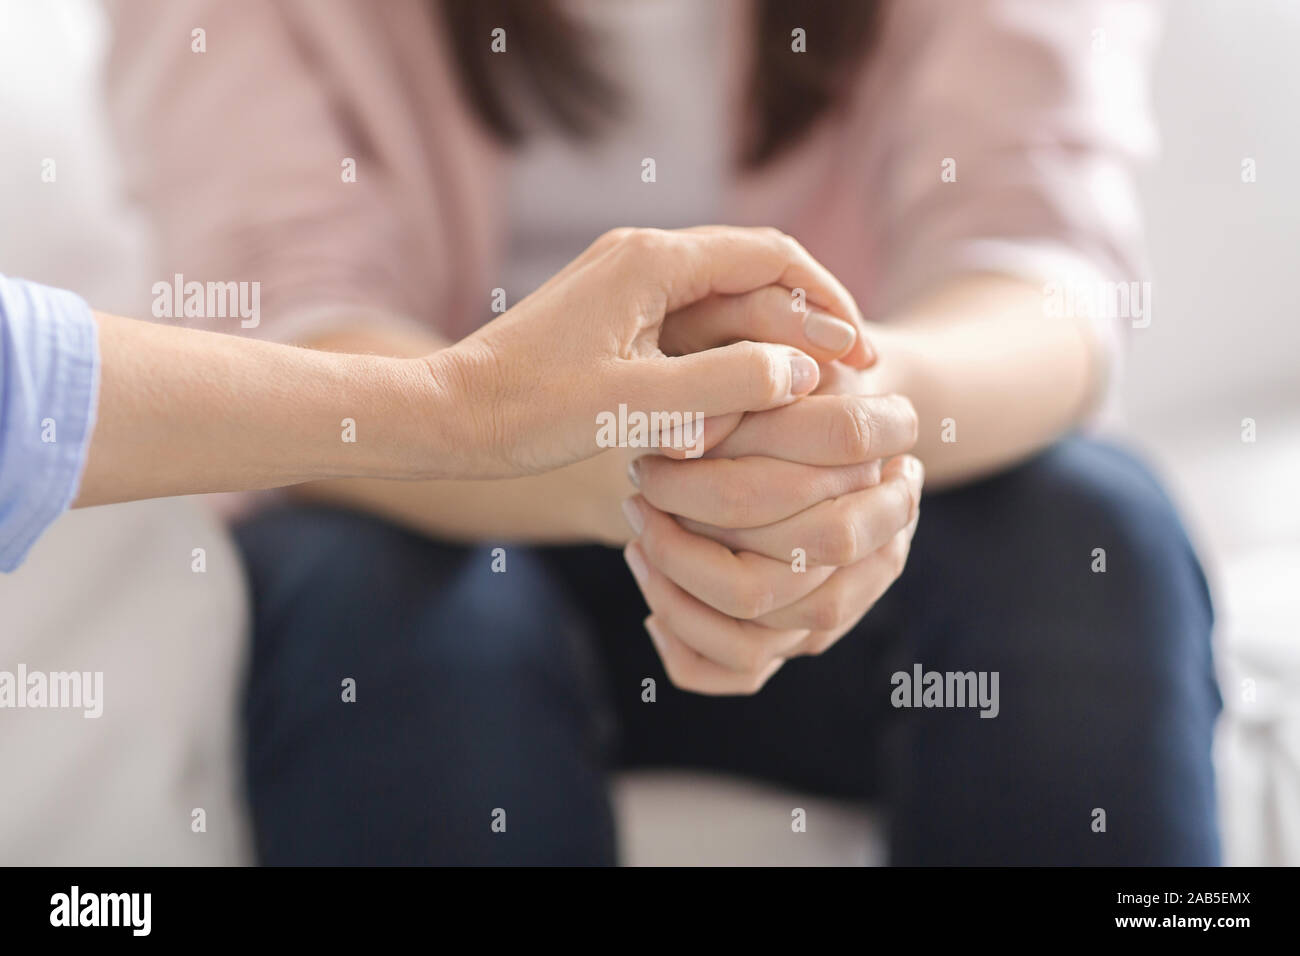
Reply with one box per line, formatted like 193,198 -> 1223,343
502,0 -> 729,301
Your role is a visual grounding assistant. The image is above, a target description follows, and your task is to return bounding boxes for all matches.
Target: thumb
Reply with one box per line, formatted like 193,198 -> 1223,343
625,342 -> 820,421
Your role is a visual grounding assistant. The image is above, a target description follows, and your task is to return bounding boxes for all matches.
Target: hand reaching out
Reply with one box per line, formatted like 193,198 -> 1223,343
429,226 -> 872,478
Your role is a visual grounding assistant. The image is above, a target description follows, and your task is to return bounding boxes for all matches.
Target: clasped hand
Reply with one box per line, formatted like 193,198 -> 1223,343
435,226 -> 923,694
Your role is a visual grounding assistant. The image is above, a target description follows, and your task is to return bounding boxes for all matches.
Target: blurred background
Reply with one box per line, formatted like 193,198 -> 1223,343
1,0 -> 1296,864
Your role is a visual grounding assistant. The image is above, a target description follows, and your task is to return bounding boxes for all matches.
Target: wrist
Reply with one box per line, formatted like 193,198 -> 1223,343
564,448 -> 640,546
394,348 -> 475,480
858,323 -> 918,397
411,342 -> 525,480
311,350 -> 464,482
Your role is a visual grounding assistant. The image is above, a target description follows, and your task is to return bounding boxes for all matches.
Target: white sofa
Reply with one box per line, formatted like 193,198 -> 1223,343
1,0 -> 1295,866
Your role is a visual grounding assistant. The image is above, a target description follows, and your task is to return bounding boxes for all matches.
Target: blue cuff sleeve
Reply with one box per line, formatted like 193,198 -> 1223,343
0,275 -> 100,573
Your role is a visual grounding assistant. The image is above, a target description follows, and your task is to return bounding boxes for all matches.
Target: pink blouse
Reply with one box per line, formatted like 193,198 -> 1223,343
103,0 -> 1161,379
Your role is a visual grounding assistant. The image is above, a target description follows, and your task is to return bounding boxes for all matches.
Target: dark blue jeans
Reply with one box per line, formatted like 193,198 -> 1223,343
234,437 -> 1221,865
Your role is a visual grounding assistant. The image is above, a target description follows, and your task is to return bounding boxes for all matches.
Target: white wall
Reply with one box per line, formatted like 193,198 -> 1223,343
0,0 -> 147,310
1127,0 -> 1300,428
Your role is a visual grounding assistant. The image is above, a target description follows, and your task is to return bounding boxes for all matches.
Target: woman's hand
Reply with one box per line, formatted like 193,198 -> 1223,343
422,227 -> 872,479
620,391 -> 923,695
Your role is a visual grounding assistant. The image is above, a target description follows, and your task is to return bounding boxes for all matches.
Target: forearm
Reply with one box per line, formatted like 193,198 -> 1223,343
292,449 -> 633,545
288,324 -> 630,545
76,314 -> 454,506
867,274 -> 1104,488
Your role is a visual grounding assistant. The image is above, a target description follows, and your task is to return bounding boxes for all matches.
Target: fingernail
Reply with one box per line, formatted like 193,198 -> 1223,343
802,312 -> 856,353
621,496 -> 645,535
789,353 -> 819,396
627,458 -> 642,488
623,542 -> 649,584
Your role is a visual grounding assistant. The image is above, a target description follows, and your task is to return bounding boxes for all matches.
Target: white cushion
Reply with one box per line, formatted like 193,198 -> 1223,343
0,499 -> 252,865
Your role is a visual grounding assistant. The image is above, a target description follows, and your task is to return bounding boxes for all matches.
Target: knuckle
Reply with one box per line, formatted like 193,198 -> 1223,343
909,456 -> 926,500
734,637 -> 770,675
812,511 -> 859,566
597,227 -> 636,249
768,229 -> 799,250
778,236 -> 804,262
905,469 -> 923,520
757,227 -> 804,261
803,632 -> 837,657
742,670 -> 771,695
737,340 -> 786,406
661,658 -> 694,692
622,227 -> 669,256
887,530 -> 911,578
711,466 -> 760,527
890,473 -> 917,527
727,579 -> 773,620
757,284 -> 791,314
833,399 -> 875,461
807,595 -> 844,633
896,395 -> 921,447
636,518 -> 668,565
633,461 -> 667,508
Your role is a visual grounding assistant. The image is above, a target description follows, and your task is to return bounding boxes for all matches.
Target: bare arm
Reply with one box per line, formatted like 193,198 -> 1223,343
246,226 -> 872,543
76,228 -> 862,517
848,273 -> 1104,489
75,313 -> 453,507
288,325 -> 635,545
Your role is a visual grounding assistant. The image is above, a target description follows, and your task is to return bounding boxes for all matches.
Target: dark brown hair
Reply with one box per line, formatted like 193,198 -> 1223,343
439,0 -> 880,168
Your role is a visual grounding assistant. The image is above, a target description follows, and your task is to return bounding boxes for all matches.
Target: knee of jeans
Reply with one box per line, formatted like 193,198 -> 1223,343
236,507 -> 590,684
409,546 -> 591,679
1020,442 -> 1214,677
917,440 -> 1215,682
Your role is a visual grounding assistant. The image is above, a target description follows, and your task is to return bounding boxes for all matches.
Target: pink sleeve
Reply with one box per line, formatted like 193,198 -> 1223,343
103,0 -> 442,344
872,0 -> 1163,361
